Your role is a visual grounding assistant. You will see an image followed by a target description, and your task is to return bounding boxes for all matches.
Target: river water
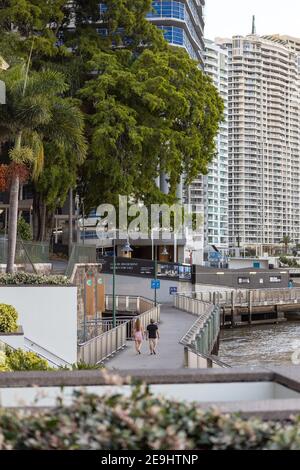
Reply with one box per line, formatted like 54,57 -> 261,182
218,321 -> 300,367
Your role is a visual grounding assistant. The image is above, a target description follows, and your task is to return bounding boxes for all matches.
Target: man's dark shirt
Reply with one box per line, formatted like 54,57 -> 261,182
147,324 -> 158,339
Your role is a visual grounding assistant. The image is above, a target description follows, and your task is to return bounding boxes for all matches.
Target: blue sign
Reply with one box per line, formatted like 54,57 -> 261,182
169,287 -> 178,295
151,280 -> 161,290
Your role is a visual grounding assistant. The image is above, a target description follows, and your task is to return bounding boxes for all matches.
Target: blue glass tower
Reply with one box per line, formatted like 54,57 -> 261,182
146,1 -> 206,66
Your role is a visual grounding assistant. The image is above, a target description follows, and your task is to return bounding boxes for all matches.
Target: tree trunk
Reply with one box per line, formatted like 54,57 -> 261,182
40,201 -> 47,242
7,174 -> 20,273
6,133 -> 22,274
33,190 -> 41,241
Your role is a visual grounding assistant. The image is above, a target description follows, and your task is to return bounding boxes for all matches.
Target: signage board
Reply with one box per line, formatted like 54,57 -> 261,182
97,255 -> 192,282
169,287 -> 178,295
151,280 -> 161,290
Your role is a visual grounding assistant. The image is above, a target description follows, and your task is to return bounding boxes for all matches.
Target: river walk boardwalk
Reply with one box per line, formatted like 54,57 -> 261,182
107,304 -> 195,370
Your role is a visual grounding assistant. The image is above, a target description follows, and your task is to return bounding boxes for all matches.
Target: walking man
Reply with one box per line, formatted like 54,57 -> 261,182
146,319 -> 160,355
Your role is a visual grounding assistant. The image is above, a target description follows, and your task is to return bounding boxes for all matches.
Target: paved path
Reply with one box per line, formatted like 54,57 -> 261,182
107,304 -> 195,370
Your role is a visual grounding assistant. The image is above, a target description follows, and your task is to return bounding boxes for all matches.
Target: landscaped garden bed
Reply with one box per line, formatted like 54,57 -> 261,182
0,384 -> 299,450
0,273 -> 70,286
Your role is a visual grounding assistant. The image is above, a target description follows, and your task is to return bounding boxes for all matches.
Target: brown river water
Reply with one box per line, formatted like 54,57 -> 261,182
218,320 -> 300,367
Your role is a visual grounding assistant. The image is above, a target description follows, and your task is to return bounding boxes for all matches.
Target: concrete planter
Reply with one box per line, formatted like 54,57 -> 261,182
0,285 -> 77,364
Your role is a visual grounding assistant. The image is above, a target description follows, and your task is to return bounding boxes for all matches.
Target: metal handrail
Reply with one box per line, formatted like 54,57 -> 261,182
78,299 -> 160,365
105,294 -> 156,304
184,346 -> 230,369
24,337 -> 71,368
175,295 -> 220,356
0,338 -> 17,352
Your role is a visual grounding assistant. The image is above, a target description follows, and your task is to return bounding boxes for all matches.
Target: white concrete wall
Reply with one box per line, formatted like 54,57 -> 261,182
0,382 -> 299,408
101,273 -> 192,303
0,287 -> 77,364
0,333 -> 24,350
228,259 -> 269,270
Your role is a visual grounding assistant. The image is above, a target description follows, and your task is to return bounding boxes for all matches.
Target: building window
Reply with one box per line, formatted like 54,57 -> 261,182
157,25 -> 183,45
147,1 -> 185,21
238,277 -> 250,284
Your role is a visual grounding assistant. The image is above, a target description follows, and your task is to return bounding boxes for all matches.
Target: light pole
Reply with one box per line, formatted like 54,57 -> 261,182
112,238 -> 116,328
112,232 -> 133,328
154,244 -> 157,307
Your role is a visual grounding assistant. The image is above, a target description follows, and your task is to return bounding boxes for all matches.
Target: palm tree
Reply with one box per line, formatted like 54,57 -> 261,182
0,63 -> 86,273
281,235 -> 293,255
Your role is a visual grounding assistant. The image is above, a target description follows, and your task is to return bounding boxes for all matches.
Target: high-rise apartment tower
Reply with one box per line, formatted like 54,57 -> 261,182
218,34 -> 300,252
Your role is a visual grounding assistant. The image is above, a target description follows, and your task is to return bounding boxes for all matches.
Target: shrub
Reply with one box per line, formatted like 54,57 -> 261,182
5,349 -> 51,371
17,217 -> 32,241
0,351 -> 10,372
0,273 -> 70,285
60,361 -> 103,371
0,384 -> 299,449
0,304 -> 18,333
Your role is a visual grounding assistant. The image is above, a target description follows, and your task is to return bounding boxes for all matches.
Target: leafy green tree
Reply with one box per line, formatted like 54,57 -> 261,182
17,217 -> 32,241
281,235 -> 293,255
79,46 -> 223,208
0,0 -> 224,242
0,63 -> 86,271
0,0 -> 69,57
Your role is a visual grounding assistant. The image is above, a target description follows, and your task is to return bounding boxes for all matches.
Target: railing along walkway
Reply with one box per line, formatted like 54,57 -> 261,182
78,296 -> 160,365
106,304 -> 196,370
194,288 -> 300,308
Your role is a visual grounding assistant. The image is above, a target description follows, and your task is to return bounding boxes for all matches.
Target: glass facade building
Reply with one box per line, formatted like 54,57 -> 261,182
147,1 -> 205,65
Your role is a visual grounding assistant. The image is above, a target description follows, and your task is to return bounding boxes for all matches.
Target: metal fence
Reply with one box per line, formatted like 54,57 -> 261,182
194,288 -> 300,307
0,237 -> 49,271
184,347 -> 229,369
65,244 -> 97,278
78,296 -> 160,365
175,294 -> 220,357
78,322 -> 127,365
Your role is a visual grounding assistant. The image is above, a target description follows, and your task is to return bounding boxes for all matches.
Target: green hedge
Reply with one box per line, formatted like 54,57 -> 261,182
0,304 -> 18,333
0,273 -> 70,285
0,384 -> 300,450
4,349 -> 51,371
17,218 -> 33,241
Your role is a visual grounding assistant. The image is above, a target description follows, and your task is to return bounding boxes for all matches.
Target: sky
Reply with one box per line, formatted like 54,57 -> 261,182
205,0 -> 300,41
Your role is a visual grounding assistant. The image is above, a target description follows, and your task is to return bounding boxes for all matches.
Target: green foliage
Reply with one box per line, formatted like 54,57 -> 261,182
80,47 -> 223,208
0,385 -> 300,449
0,304 -> 18,333
0,0 -> 223,234
0,0 -> 69,59
0,65 -> 87,171
0,350 -> 10,371
5,348 -> 51,371
0,273 -> 70,285
74,0 -> 165,51
17,217 -> 32,241
60,361 -> 103,371
279,256 -> 299,268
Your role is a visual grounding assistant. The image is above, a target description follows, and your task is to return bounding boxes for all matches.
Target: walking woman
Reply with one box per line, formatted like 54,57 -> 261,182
133,318 -> 144,355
